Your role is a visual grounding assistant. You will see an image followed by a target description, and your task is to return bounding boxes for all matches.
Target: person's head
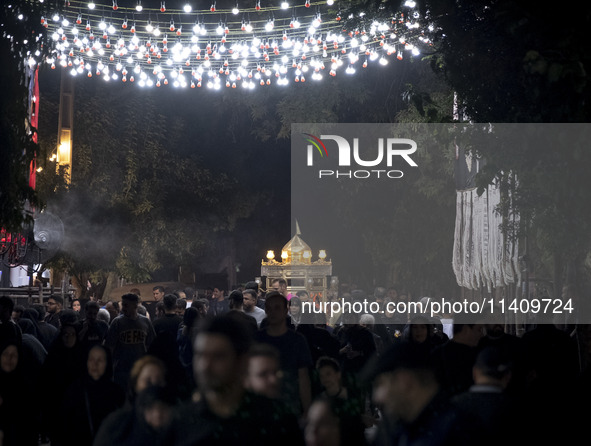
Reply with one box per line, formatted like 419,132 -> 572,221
105,300 -> 120,321
135,385 -> 176,432
11,304 -> 25,322
271,278 -> 288,296
130,355 -> 167,396
192,298 -> 209,317
32,303 -> 46,321
452,321 -> 484,347
176,298 -> 188,316
97,308 -> 111,324
0,296 -> 15,323
130,288 -> 141,297
182,307 -> 200,333
162,294 -> 178,313
59,309 -> 80,327
373,287 -> 387,304
359,313 -> 375,330
87,344 -> 111,381
155,301 -> 165,318
244,281 -> 259,293
406,315 -> 433,344
264,291 -> 289,327
296,290 -> 311,303
193,315 -> 253,393
397,292 -> 408,302
72,299 -> 81,312
120,293 -> 139,319
245,343 -> 282,399
289,296 -> 302,316
153,286 -> 165,302
242,289 -> 258,311
22,307 -> 39,324
173,289 -> 187,300
484,322 -> 505,339
228,289 -> 244,310
304,398 -> 344,446
473,346 -> 513,389
316,356 -> 343,395
47,295 -> 63,314
386,287 -> 398,300
365,341 -> 438,423
0,342 -> 20,373
59,323 -> 79,349
212,287 -> 224,301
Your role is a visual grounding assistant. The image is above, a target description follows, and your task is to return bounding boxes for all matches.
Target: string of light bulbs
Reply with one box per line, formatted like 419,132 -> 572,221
35,0 -> 433,89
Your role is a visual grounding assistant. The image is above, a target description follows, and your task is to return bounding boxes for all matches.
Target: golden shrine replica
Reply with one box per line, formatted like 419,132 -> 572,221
260,222 -> 336,302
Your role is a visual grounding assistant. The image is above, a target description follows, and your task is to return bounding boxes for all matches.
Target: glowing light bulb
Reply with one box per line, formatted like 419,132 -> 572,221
281,1 -> 289,8
136,1 -> 142,12
184,4 -> 192,13
88,1 -> 95,9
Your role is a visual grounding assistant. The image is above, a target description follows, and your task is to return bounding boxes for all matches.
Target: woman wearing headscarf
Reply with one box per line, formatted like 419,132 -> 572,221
0,341 -> 42,446
61,344 -> 126,446
41,318 -> 87,445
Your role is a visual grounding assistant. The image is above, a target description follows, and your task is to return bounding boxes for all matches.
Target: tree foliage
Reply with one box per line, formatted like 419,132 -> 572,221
0,1 -> 56,231
36,76 -> 258,291
424,1 -> 591,297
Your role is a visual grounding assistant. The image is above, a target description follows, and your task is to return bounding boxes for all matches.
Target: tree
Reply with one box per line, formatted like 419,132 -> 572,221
35,74 -> 259,296
0,1 -> 56,231
340,1 -> 591,302
425,1 -> 591,300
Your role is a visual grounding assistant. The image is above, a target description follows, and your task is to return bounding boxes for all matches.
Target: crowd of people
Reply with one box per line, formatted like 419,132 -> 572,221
1,280 -> 591,446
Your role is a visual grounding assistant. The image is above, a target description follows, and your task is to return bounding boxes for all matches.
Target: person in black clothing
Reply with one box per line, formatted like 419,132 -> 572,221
41,320 -> 87,446
93,385 -> 178,446
45,295 -> 64,328
477,318 -> 527,397
0,296 -> 22,347
32,303 -> 58,350
226,289 -> 258,336
61,345 -> 125,446
430,321 -> 484,399
149,294 -> 190,400
0,340 -> 42,446
401,314 -> 439,355
363,341 -> 482,446
452,345 -> 524,446
304,396 -> 368,446
152,294 -> 183,339
172,314 -> 305,446
78,301 -> 110,351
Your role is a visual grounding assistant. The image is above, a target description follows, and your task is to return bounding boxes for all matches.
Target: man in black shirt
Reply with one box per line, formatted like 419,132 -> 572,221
172,315 -> 304,446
